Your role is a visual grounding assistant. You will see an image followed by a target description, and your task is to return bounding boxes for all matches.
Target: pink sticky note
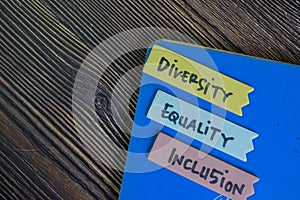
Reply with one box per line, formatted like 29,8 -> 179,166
148,133 -> 259,200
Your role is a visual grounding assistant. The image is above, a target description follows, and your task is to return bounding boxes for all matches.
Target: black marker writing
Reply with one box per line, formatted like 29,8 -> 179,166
161,103 -> 235,148
158,57 -> 233,103
168,148 -> 245,195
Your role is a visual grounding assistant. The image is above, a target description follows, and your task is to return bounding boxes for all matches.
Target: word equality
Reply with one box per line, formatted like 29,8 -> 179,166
158,57 -> 233,103
161,103 -> 234,148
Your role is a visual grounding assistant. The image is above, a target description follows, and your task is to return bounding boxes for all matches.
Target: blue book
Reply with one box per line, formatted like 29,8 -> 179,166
119,40 -> 300,200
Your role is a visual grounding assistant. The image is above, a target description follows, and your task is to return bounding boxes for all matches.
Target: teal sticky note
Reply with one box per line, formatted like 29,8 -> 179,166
147,90 -> 258,162
119,40 -> 300,200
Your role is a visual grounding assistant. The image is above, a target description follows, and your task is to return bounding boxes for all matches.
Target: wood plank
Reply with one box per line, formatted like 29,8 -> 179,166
1,0 -> 299,199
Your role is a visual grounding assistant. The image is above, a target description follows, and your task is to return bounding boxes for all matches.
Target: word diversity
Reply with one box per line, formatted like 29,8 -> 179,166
143,45 -> 254,116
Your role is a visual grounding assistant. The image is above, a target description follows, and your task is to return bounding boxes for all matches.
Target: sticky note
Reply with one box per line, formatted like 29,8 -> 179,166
144,45 -> 254,116
119,40 -> 300,200
147,90 -> 258,161
148,132 -> 259,200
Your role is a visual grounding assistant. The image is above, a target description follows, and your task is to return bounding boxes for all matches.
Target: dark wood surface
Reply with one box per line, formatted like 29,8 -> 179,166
1,1 -> 299,199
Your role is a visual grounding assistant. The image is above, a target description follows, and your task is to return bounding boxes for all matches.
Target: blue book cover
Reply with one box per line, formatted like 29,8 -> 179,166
119,40 -> 300,200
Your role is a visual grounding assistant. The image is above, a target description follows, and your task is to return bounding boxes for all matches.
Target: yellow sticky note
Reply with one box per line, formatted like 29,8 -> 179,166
143,45 -> 254,116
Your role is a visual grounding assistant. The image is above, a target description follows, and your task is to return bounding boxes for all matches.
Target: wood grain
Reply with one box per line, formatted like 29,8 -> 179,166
1,0 -> 299,199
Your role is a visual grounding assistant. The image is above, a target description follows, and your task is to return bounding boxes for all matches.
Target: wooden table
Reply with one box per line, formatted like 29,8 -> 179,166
1,1 -> 299,199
